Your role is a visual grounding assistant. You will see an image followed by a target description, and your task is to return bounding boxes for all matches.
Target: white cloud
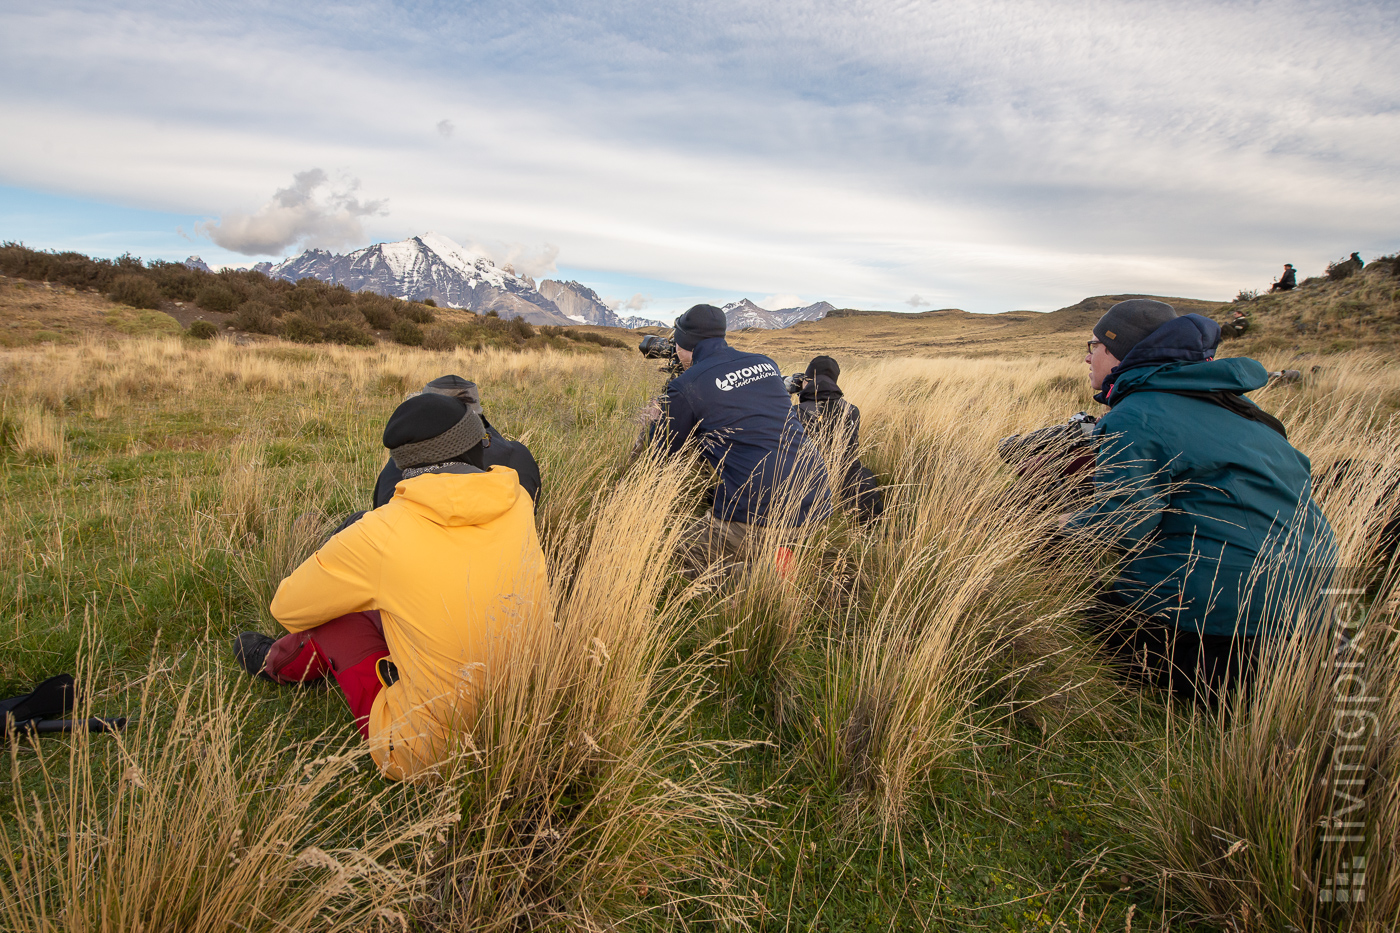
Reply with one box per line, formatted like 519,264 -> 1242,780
436,119 -> 454,139
194,169 -> 386,256
0,1 -> 1397,310
760,294 -> 805,311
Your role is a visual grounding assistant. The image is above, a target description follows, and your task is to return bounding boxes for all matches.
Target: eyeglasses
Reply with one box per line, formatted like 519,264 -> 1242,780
1086,338 -> 1103,354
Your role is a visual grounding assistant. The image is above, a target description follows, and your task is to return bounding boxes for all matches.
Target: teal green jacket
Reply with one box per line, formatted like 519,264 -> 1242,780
1067,354 -> 1335,637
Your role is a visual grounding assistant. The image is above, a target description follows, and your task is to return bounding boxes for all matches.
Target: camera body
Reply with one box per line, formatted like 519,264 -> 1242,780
637,334 -> 685,378
783,373 -> 806,395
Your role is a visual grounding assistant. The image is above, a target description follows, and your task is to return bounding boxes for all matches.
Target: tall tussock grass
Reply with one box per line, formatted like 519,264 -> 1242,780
423,447 -> 762,930
6,336 -> 1400,928
1,650 -> 451,932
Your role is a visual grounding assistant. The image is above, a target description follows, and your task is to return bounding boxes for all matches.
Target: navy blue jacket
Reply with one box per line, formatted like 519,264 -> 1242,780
655,338 -> 830,526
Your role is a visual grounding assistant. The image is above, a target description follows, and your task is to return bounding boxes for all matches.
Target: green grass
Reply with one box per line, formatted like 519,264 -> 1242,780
2,337 -> 1396,931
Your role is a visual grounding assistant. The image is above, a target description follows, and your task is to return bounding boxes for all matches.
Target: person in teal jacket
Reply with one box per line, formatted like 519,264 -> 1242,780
1066,299 -> 1335,702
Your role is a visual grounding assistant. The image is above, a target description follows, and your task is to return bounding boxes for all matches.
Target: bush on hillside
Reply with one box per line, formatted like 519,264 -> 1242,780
233,301 -> 283,335
508,316 -> 535,340
281,314 -> 321,343
356,293 -> 398,330
186,320 -> 218,340
108,274 -> 164,309
322,319 -> 375,347
422,324 -> 458,351
196,284 -> 239,313
390,319 -> 425,346
402,302 -> 436,324
421,297 -> 437,307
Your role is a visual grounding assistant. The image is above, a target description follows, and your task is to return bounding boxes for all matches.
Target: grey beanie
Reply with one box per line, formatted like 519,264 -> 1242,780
672,304 -> 727,350
421,374 -> 483,414
1093,299 -> 1178,359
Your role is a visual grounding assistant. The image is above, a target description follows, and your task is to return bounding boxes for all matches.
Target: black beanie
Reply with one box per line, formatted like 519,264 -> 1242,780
1093,299 -> 1178,360
805,355 -> 840,382
383,393 -> 487,469
673,304 -> 727,350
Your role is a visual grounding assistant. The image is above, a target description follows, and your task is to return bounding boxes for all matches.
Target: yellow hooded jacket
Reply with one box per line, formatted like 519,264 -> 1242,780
270,465 -> 548,781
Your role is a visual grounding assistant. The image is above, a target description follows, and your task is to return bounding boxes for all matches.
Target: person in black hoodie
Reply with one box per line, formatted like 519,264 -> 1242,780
793,355 -> 884,522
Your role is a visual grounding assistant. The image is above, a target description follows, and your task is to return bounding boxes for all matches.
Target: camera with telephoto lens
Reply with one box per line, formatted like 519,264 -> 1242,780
783,373 -> 806,395
997,410 -> 1098,464
638,334 -> 685,378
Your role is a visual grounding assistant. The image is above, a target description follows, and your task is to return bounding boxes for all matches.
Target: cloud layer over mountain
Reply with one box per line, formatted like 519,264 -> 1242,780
1,1 -> 1397,312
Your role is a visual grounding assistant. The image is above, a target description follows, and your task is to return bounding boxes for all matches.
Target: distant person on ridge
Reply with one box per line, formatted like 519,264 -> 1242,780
639,304 -> 830,575
790,355 -> 884,522
1269,263 -> 1297,292
234,394 -> 550,782
1064,299 -> 1335,703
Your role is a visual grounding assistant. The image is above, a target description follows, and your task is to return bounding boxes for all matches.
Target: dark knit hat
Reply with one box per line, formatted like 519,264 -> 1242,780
422,374 -> 483,414
383,393 -> 486,469
672,304 -> 727,350
805,355 -> 840,382
1093,299 -> 1178,360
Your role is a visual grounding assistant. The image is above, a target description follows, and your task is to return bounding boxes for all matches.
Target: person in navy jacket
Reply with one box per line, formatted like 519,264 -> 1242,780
645,304 -> 830,573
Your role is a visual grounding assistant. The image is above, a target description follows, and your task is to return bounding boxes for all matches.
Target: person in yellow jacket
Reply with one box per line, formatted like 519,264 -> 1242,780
233,393 -> 550,782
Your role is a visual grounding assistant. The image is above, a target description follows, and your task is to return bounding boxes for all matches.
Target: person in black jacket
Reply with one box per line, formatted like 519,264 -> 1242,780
792,355 -> 884,522
1269,263 -> 1297,292
372,375 -> 541,508
642,304 -> 830,574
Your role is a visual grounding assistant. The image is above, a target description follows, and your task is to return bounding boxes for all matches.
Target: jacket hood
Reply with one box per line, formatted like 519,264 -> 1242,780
798,373 -> 843,404
1105,356 -> 1271,404
1112,314 -> 1219,373
394,466 -> 521,526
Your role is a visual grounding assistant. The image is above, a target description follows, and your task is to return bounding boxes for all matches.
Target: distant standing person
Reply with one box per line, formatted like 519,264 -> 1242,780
1270,263 -> 1297,292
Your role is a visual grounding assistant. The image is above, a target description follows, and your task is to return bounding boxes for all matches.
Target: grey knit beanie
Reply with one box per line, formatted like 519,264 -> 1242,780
672,304 -> 727,350
1093,299 -> 1178,360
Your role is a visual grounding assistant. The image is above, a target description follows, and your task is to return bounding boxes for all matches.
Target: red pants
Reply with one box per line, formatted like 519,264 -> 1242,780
264,611 -> 389,739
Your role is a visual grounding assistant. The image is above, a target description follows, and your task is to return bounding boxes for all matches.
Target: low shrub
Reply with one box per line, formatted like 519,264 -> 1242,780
281,314 -> 321,343
356,293 -> 398,330
507,316 -> 535,340
390,318 -> 424,347
421,297 -> 437,307
321,319 -> 375,347
108,274 -> 164,309
1234,288 -> 1258,302
401,303 -> 436,324
422,324 -> 458,351
232,301 -> 283,335
196,284 -> 239,312
186,320 -> 218,340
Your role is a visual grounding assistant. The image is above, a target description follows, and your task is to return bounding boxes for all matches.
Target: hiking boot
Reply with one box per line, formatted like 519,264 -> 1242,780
233,631 -> 277,682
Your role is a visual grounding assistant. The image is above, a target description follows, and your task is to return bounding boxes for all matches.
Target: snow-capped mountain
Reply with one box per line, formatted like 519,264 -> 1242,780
722,299 -> 783,330
183,255 -> 213,273
253,234 -> 574,325
538,279 -> 627,327
771,301 -> 834,327
720,299 -> 833,330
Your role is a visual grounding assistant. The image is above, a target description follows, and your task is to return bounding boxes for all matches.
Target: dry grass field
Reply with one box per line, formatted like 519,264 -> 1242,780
1,268 -> 1399,931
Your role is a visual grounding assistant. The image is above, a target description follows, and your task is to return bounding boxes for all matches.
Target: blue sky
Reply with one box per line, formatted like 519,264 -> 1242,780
2,0 -> 1398,316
